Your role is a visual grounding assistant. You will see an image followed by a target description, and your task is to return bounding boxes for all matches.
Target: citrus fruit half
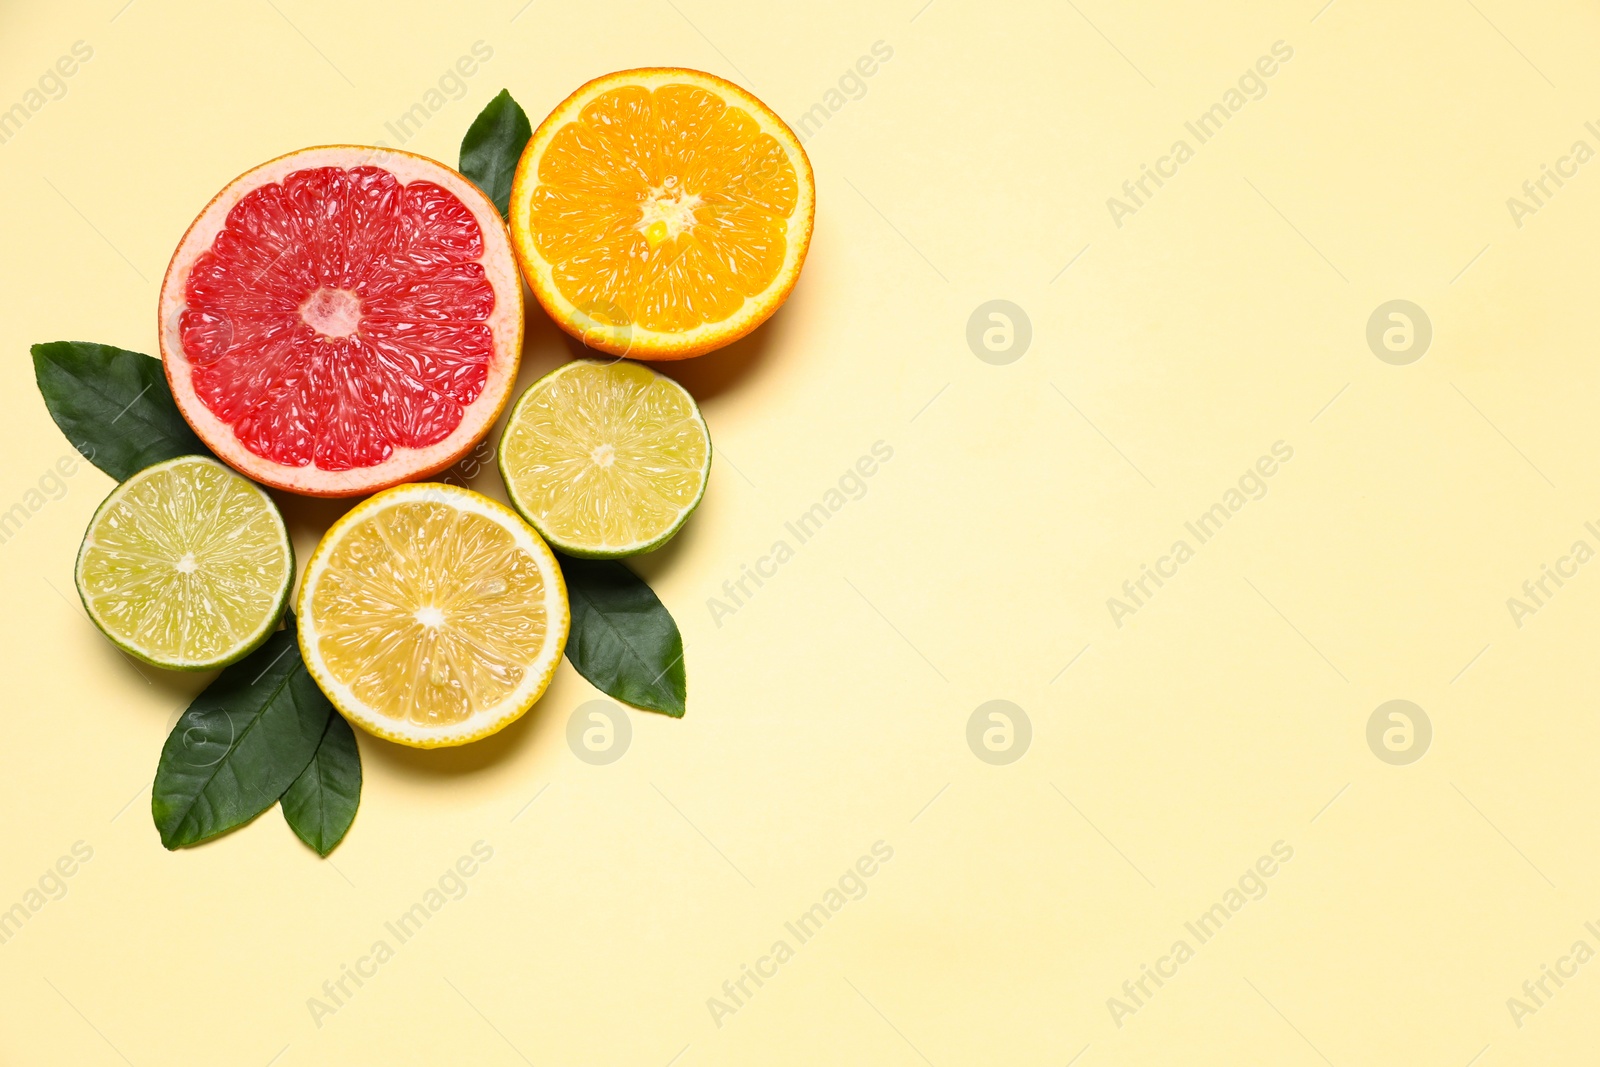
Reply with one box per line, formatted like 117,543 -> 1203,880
159,146 -> 524,497
75,456 -> 293,671
509,68 -> 814,360
498,359 -> 711,557
296,483 -> 569,748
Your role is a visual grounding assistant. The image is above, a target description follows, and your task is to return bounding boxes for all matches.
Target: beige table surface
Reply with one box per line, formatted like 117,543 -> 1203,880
3,1 -> 1598,1063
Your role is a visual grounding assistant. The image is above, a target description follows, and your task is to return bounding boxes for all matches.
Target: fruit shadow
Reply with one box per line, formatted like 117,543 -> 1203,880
650,300 -> 788,405
273,491 -> 359,556
358,706 -> 543,776
625,491 -> 703,582
136,660 -> 216,716
518,294 -> 578,390
537,288 -> 789,405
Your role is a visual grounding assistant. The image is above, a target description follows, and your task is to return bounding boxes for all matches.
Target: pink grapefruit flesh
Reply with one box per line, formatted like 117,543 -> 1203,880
159,146 -> 523,497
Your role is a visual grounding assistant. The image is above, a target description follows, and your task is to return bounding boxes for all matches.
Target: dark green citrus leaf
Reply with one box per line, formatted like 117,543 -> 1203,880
460,89 -> 532,219
32,341 -> 209,481
560,556 -> 686,717
152,623 -> 331,849
281,711 -> 362,857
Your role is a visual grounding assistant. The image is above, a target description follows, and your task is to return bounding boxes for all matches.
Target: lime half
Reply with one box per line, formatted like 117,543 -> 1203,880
498,359 -> 712,557
75,455 -> 293,670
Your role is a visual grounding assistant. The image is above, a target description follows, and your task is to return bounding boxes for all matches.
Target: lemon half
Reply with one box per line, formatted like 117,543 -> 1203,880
296,483 -> 569,748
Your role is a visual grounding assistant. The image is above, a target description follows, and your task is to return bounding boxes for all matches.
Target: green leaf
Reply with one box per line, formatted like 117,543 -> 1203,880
152,622 -> 332,849
282,711 -> 362,856
460,89 -> 532,219
559,556 -> 686,717
32,341 -> 210,481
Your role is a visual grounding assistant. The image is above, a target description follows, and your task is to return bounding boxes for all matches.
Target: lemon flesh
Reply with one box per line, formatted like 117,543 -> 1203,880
75,455 -> 293,670
297,484 -> 568,748
498,359 -> 711,557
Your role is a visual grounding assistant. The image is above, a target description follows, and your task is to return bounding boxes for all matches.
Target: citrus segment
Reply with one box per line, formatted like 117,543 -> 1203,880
498,360 -> 711,557
510,68 -> 814,359
75,456 -> 293,670
160,146 -> 524,496
297,484 -> 568,748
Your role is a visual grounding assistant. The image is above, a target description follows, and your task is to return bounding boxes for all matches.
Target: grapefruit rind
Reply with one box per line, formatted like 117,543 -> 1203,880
159,145 -> 525,498
296,483 -> 569,749
508,68 -> 815,361
75,455 -> 294,672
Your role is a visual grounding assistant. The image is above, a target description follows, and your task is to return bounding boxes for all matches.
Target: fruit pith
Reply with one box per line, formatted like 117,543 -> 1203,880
160,146 -> 523,497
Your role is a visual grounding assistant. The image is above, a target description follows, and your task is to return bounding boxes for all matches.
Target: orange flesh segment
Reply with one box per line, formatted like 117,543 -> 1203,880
528,83 -> 799,333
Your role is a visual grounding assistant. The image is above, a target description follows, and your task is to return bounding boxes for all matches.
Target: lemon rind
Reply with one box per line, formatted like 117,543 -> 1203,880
295,483 -> 570,749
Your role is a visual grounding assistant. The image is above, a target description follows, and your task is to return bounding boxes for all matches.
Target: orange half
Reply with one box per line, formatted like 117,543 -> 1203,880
509,68 -> 815,360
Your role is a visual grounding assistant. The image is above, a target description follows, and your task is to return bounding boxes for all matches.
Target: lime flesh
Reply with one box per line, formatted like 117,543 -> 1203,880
497,359 -> 711,558
75,456 -> 293,670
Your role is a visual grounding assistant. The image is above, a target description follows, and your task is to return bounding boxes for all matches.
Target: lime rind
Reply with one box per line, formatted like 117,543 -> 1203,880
74,455 -> 293,671
497,359 -> 712,559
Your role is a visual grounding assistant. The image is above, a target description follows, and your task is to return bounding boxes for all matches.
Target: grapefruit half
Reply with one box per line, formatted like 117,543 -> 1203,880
159,146 -> 524,497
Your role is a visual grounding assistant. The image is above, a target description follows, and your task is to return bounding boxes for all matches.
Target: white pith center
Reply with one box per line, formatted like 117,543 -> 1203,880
415,606 -> 445,629
591,443 -> 617,468
300,287 -> 362,338
637,180 -> 701,246
175,552 -> 197,574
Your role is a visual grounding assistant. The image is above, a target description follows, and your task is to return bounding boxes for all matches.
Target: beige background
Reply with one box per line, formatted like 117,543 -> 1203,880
3,0 -> 1599,1063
